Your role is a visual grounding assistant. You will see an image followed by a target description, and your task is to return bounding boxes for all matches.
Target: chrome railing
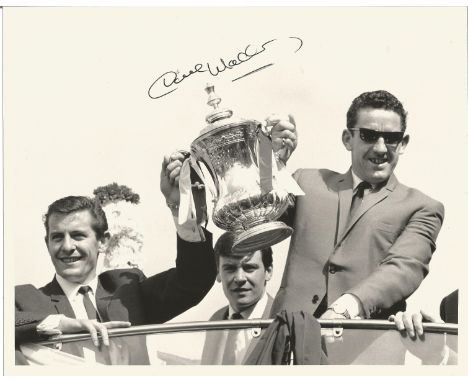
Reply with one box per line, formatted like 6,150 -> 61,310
36,319 -> 458,346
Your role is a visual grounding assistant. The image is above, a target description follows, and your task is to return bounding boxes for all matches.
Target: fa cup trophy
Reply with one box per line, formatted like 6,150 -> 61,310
183,84 -> 302,253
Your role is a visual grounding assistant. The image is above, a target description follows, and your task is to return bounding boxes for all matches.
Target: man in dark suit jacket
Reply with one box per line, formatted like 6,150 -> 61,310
15,161 -> 216,364
201,232 -> 274,365
271,90 -> 444,320
440,289 -> 458,324
16,236 -> 215,364
16,231 -> 215,341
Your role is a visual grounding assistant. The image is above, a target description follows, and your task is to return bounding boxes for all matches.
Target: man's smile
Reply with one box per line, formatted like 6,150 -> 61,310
59,255 -> 84,264
232,287 -> 250,293
369,157 -> 387,165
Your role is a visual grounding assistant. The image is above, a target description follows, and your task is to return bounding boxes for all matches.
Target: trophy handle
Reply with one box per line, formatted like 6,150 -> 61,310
258,120 -> 271,139
176,149 -> 207,190
188,154 -> 217,203
256,123 -> 274,194
188,160 -> 209,226
258,119 -> 290,167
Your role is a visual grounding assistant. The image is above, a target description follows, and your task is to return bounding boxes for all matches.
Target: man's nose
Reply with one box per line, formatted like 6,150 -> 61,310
62,235 -> 76,252
233,270 -> 247,283
373,137 -> 388,153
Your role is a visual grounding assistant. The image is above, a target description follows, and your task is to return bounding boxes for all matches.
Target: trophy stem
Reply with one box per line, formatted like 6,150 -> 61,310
232,221 -> 293,253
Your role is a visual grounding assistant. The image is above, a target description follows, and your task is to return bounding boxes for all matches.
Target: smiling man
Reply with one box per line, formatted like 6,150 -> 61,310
271,90 -> 445,321
15,193 -> 216,364
201,232 -> 274,365
47,208 -> 104,284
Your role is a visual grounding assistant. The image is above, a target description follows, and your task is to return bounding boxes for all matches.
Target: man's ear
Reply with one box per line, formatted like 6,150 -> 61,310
265,265 -> 273,282
98,232 -> 111,253
398,134 -> 410,155
44,236 -> 49,250
342,129 -> 353,151
216,272 -> 221,283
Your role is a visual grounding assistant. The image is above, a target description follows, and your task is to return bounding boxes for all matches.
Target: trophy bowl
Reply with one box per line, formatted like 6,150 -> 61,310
190,85 -> 293,253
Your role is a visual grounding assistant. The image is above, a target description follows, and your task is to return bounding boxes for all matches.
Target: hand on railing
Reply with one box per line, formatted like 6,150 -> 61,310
389,310 -> 448,364
58,317 -> 131,347
389,310 -> 441,337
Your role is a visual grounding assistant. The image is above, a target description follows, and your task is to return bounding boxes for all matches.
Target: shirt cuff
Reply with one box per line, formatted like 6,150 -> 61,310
331,294 -> 363,319
36,314 -> 65,336
172,214 -> 205,242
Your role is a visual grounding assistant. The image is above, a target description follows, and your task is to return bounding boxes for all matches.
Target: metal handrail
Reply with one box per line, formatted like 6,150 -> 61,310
36,319 -> 458,346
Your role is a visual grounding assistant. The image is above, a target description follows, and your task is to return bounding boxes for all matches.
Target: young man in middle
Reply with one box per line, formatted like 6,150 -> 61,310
201,232 -> 274,365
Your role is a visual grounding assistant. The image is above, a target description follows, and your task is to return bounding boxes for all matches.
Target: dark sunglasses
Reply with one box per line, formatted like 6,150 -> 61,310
349,128 -> 405,145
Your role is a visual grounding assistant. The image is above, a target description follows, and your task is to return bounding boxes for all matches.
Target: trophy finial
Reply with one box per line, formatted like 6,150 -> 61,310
205,84 -> 233,124
205,83 -> 221,110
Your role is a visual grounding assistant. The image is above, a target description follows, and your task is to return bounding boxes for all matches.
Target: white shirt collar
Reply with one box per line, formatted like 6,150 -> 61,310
55,273 -> 99,301
351,169 -> 378,191
350,169 -> 364,191
228,291 -> 269,319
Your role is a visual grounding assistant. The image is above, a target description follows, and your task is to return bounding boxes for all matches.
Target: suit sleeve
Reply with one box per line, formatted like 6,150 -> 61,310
278,169 -> 302,227
15,311 -> 48,344
15,285 -> 50,344
348,199 -> 444,318
141,229 -> 216,323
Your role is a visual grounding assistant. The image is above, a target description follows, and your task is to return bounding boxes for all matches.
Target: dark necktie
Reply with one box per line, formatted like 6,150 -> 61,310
349,181 -> 370,221
222,312 -> 243,365
78,285 -> 101,321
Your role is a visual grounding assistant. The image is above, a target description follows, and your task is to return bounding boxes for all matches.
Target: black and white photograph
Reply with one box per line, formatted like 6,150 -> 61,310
3,4 -> 467,375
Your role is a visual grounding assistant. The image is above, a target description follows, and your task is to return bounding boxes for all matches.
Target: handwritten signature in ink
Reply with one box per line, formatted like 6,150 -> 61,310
148,37 -> 303,100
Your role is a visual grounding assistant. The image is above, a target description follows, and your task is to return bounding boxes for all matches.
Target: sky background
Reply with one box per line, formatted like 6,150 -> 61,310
4,6 -> 467,340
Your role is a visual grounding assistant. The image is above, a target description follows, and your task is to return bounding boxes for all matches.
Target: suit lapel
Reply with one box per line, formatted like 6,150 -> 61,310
44,278 -> 90,359
222,307 -> 229,320
46,277 -> 76,318
262,295 -> 274,319
95,279 -> 113,322
338,173 -> 399,243
336,170 -> 354,245
213,307 -> 230,364
45,275 -> 117,322
243,295 -> 274,362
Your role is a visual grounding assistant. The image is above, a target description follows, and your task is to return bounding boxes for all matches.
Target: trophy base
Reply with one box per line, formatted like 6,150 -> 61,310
232,221 -> 293,253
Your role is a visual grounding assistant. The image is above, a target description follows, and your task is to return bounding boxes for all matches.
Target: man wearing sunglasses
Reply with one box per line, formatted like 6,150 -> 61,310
271,90 -> 444,322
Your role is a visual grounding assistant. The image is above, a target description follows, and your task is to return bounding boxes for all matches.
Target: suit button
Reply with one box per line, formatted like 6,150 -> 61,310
312,295 -> 319,304
329,265 -> 336,274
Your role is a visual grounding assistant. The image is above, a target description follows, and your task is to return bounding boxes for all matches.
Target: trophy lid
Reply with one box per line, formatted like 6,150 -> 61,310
199,84 -> 258,136
205,83 -> 233,124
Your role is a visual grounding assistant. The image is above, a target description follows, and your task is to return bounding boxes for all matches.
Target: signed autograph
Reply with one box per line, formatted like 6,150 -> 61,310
148,37 -> 303,100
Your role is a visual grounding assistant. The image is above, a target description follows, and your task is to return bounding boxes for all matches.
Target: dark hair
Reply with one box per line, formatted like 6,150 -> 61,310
346,90 -> 408,132
214,232 -> 273,269
44,196 -> 108,239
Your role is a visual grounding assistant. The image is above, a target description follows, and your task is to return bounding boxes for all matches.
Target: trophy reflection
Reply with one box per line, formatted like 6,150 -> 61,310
190,84 -> 297,253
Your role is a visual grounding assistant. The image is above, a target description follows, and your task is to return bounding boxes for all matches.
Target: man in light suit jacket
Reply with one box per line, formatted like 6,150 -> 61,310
15,159 -> 216,364
201,232 -> 274,365
271,90 -> 444,320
